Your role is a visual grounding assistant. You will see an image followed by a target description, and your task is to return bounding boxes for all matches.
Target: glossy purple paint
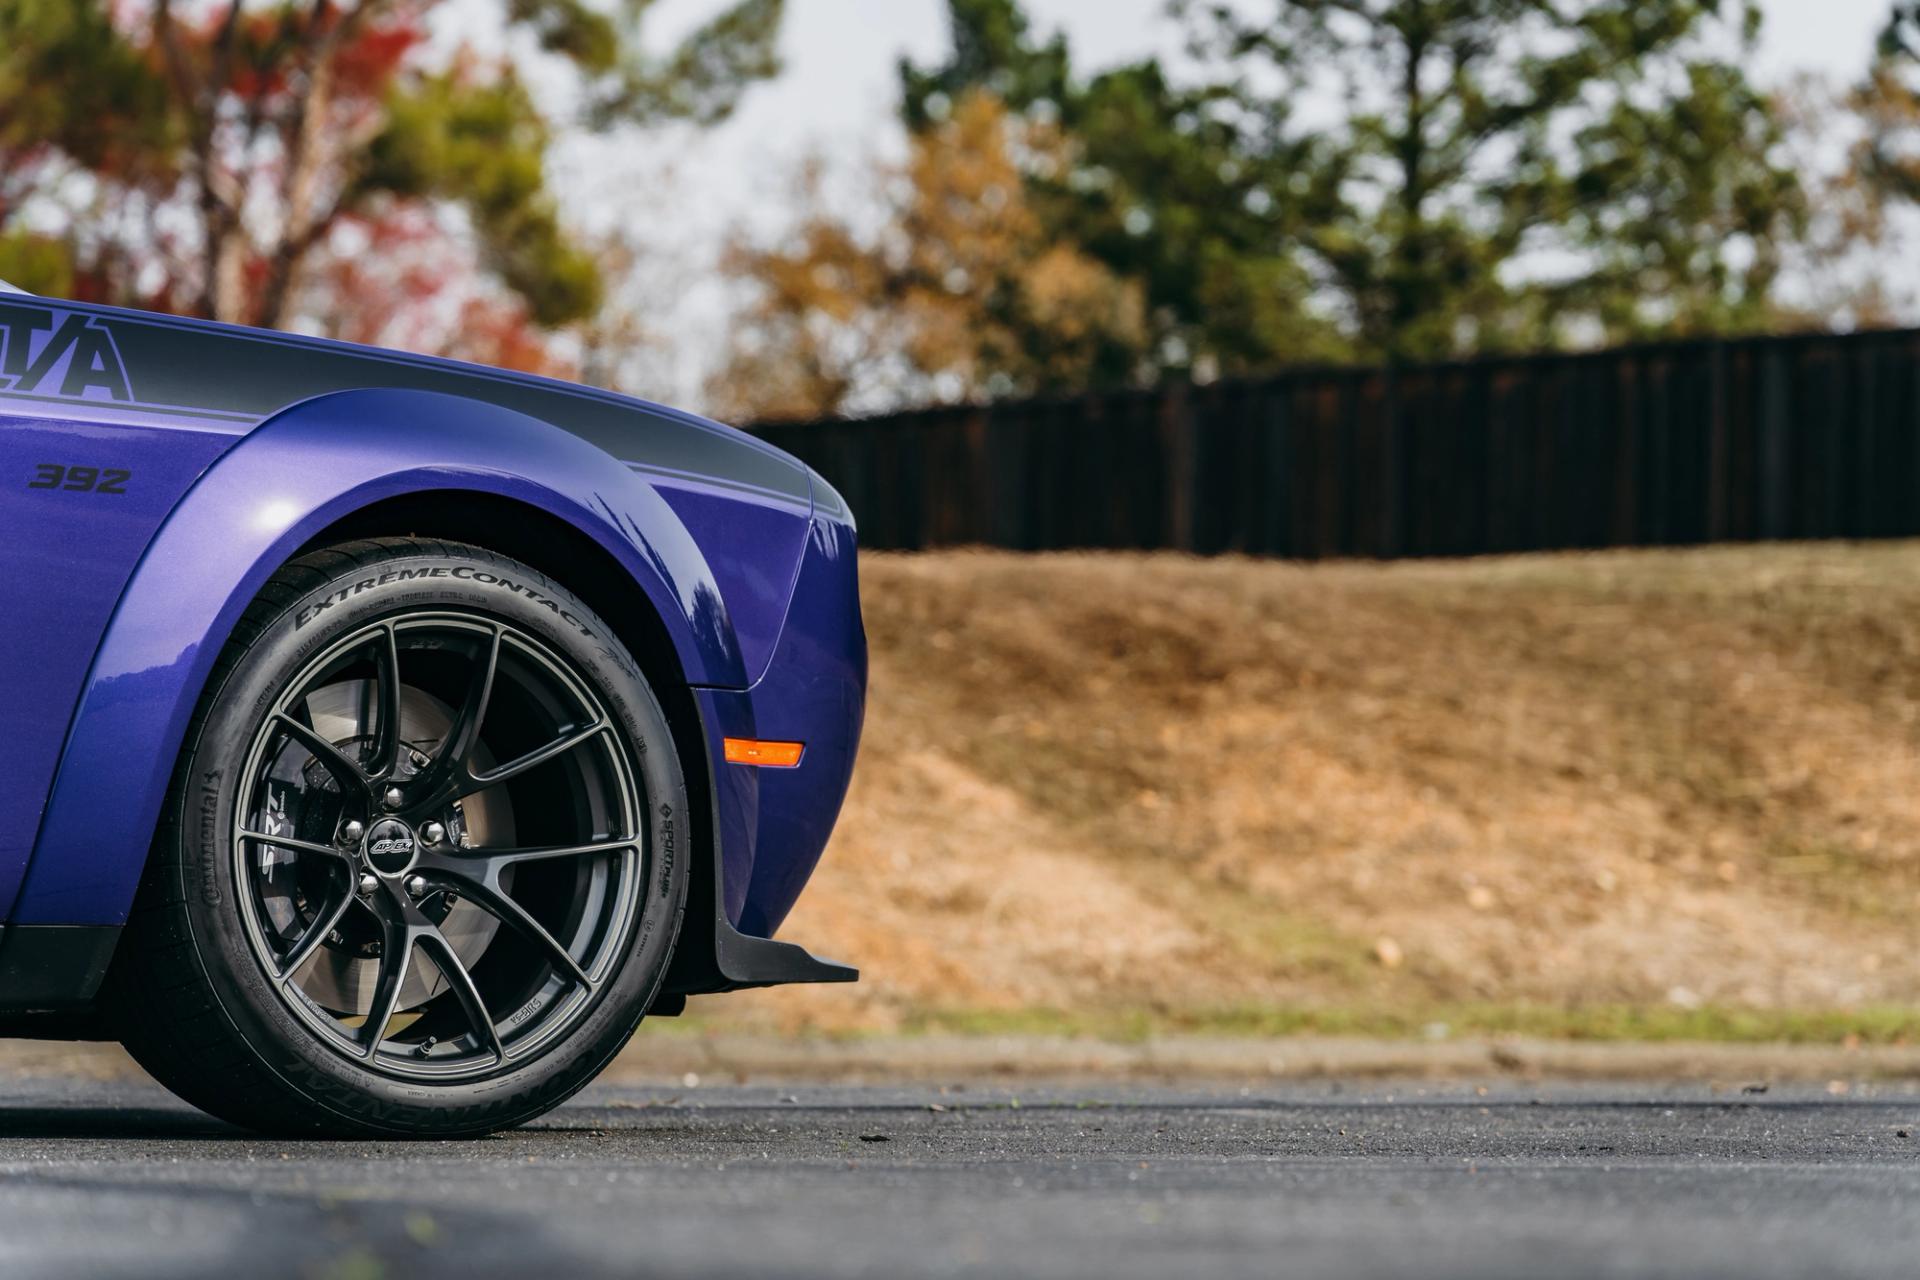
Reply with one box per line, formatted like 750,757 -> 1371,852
691,502 -> 867,934
0,410 -> 242,918
737,510 -> 867,936
656,483 -> 811,686
0,306 -> 862,953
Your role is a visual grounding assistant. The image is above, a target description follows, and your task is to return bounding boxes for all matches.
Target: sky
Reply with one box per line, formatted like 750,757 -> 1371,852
660,0 -> 1897,171
567,0 -> 1899,407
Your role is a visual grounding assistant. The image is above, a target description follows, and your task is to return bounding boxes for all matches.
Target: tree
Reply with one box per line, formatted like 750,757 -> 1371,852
1175,0 -> 1805,359
1847,2 -> 1920,268
1761,72 -> 1906,333
900,0 -> 1343,381
1760,0 -> 1920,334
710,90 -> 1147,421
890,0 -> 1807,376
0,0 -> 783,345
1858,2 -> 1920,198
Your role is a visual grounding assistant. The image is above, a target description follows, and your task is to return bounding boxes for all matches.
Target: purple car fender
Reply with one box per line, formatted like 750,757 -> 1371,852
15,385 -> 716,917
9,382 -> 861,999
0,293 -> 864,1020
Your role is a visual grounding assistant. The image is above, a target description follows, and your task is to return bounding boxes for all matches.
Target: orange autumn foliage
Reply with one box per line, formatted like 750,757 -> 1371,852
710,91 -> 1145,422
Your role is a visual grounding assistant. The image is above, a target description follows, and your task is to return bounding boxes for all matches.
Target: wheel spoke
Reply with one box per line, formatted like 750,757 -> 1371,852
410,627 -> 500,801
273,713 -> 368,795
363,624 -> 404,781
459,838 -> 636,872
238,829 -> 354,863
360,913 -> 416,1058
275,875 -> 358,980
419,929 -> 505,1063
441,874 -> 593,990
468,723 -> 606,792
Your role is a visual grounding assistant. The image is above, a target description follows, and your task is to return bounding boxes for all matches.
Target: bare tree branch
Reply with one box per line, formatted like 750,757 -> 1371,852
155,0 -> 251,317
259,0 -> 392,326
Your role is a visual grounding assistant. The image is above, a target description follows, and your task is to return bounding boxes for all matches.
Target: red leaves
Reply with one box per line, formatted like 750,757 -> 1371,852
7,0 -> 587,359
332,14 -> 433,101
305,207 -> 569,377
155,4 -> 434,110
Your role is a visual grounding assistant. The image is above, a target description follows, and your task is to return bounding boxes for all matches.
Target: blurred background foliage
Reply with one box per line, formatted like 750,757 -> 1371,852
0,0 -> 782,367
5,1 -> 1920,409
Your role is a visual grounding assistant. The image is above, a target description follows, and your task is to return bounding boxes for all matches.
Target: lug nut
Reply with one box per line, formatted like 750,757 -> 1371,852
421,821 -> 446,845
356,872 -> 379,897
382,785 -> 404,810
404,874 -> 428,899
339,819 -> 365,845
410,749 -> 430,769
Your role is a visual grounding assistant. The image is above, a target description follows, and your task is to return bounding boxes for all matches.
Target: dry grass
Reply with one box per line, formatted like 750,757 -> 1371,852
693,542 -> 1920,1039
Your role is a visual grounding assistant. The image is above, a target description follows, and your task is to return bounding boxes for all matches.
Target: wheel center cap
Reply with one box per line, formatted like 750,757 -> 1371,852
364,818 -> 418,875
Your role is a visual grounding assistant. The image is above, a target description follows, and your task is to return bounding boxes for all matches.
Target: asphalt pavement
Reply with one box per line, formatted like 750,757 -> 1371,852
1,1069 -> 1918,1278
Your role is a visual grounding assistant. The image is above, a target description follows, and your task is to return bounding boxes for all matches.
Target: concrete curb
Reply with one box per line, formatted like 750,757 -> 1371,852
5,1035 -> 1919,1087
601,1033 -> 1920,1085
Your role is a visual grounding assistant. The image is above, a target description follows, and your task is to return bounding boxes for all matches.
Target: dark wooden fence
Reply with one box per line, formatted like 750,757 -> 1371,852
749,328 -> 1920,558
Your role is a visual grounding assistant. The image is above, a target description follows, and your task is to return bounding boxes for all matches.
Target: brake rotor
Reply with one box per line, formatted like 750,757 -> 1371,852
259,680 -> 514,1016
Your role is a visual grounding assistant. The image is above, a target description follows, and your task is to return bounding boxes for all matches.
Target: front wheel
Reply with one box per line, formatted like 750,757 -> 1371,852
110,538 -> 689,1138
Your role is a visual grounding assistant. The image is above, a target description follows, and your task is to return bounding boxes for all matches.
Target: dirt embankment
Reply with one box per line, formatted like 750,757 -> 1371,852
699,543 -> 1920,1037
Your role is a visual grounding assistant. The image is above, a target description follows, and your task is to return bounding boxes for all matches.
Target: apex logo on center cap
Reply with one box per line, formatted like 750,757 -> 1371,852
365,818 -> 417,874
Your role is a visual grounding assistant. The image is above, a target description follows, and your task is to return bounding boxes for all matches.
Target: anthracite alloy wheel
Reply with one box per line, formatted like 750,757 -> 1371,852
111,538 -> 689,1138
237,614 -> 640,1079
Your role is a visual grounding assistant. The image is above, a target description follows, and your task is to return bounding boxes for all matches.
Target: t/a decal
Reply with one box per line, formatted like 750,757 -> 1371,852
0,302 -> 133,403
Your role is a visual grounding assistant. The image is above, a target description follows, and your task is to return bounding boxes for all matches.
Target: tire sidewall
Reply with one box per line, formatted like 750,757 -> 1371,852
174,549 -> 687,1136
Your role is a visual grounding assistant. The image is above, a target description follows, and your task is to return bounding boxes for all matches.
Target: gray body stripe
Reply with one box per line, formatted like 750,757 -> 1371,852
0,301 -> 808,503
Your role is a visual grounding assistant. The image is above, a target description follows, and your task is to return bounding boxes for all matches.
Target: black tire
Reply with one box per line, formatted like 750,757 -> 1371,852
108,537 -> 688,1138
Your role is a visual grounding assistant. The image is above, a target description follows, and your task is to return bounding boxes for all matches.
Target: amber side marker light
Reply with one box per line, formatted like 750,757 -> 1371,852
724,738 -> 806,768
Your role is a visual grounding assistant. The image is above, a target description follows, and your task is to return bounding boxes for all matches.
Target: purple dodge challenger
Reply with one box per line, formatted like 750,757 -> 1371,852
0,281 -> 864,1136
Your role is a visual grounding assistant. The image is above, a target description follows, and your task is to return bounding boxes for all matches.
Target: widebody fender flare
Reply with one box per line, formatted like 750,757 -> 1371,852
15,386 -> 750,925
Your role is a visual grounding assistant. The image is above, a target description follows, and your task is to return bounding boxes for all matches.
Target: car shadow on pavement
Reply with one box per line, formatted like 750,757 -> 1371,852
0,1105 -> 245,1140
